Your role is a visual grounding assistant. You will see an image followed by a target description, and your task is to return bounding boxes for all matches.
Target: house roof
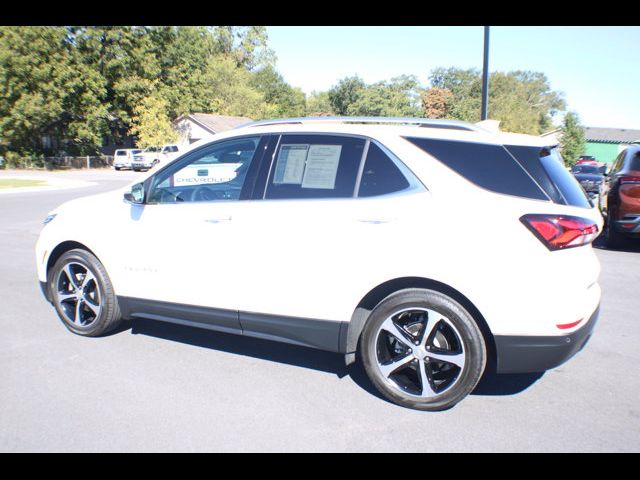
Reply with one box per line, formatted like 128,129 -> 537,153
179,113 -> 253,134
585,127 -> 640,144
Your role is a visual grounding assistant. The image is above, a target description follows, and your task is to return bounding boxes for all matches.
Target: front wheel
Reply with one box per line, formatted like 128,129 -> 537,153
48,249 -> 122,337
360,289 -> 486,411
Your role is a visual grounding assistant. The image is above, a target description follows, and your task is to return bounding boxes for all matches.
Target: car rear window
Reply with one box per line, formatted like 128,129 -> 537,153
506,145 -> 591,208
630,152 -> 640,171
405,137 -> 548,201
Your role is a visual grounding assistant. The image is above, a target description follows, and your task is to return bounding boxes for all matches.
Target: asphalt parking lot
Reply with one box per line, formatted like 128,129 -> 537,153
1,168 -> 639,452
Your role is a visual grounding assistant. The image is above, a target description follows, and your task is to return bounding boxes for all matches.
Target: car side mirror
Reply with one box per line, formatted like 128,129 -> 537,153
124,182 -> 145,204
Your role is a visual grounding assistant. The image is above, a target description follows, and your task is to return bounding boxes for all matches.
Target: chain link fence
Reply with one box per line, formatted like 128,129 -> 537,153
0,155 -> 114,170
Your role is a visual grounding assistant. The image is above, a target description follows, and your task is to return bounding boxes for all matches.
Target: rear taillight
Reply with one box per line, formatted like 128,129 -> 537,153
620,175 -> 640,185
520,214 -> 599,251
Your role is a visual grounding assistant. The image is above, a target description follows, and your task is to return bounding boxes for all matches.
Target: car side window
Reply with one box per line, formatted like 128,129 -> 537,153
148,137 -> 261,203
264,134 -> 366,199
612,151 -> 626,174
630,151 -> 640,171
358,143 -> 410,197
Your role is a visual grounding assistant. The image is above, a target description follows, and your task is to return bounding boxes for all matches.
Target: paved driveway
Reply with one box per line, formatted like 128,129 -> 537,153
1,169 -> 639,452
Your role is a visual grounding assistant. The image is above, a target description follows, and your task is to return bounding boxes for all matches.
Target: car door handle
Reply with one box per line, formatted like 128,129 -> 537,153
204,216 -> 232,224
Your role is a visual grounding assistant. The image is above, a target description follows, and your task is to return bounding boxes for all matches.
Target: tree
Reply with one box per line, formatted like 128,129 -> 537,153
70,26 -> 163,147
305,91 -> 334,116
128,95 -> 178,147
154,26 -> 217,119
327,76 -> 366,115
559,112 -> 586,166
345,75 -> 422,117
421,87 -> 453,119
425,67 -> 566,134
211,26 -> 275,71
0,26 -> 109,155
201,54 -> 275,119
250,65 -> 306,118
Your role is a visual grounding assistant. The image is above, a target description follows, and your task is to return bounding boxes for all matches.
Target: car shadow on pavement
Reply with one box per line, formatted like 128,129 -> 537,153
592,231 -> 640,253
471,361 -> 545,396
129,318 -> 546,402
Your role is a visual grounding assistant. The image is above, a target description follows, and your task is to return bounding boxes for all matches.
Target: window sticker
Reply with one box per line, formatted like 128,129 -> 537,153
301,145 -> 342,189
274,144 -> 309,184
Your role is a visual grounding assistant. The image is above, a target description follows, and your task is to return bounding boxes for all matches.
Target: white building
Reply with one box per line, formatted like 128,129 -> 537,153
172,114 -> 253,147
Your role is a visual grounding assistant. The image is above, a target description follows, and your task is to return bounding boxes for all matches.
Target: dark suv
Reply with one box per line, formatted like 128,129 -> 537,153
605,144 -> 640,248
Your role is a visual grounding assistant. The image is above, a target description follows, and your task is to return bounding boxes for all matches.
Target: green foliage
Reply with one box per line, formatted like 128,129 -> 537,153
426,67 -> 566,134
305,91 -> 334,116
0,26 -> 288,158
328,76 -> 366,116
346,76 -> 422,117
0,26 -> 109,155
327,75 -> 422,117
211,26 -> 275,71
559,112 -> 586,166
250,65 -> 306,118
202,55 -> 276,120
0,27 -> 574,161
128,95 -> 178,147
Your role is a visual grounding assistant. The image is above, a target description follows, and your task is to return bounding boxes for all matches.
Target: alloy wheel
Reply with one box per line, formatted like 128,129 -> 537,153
374,307 -> 466,398
54,262 -> 102,328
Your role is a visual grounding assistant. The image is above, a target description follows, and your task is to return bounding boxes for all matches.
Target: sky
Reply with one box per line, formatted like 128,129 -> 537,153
265,26 -> 640,130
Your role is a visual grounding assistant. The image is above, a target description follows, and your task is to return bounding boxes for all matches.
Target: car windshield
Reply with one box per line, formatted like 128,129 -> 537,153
145,147 -> 159,152
572,165 -> 600,174
132,150 -> 143,155
115,150 -> 126,156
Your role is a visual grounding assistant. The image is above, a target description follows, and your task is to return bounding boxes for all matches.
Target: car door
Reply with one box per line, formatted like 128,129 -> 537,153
117,135 -> 269,327
233,133 -> 425,349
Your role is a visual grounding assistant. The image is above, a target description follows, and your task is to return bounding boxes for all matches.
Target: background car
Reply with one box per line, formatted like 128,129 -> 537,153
159,144 -> 181,163
132,146 -> 161,172
576,155 -> 598,165
113,149 -> 143,171
605,144 -> 640,248
571,163 -> 607,210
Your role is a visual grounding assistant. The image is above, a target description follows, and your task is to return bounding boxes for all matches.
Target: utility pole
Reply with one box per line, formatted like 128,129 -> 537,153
481,26 -> 490,120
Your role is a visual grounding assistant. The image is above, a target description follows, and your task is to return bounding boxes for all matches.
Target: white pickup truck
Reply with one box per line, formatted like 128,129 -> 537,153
131,144 -> 182,171
132,146 -> 161,171
113,149 -> 143,170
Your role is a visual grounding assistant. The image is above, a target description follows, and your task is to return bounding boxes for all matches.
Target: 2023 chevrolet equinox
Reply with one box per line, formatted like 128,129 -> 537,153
36,117 -> 603,410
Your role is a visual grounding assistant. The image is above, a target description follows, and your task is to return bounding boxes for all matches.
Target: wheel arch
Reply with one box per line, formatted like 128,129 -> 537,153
342,276 -> 496,365
46,240 -> 99,278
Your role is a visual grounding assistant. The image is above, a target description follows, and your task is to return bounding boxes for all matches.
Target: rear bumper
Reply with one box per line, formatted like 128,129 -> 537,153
494,304 -> 599,374
613,214 -> 640,234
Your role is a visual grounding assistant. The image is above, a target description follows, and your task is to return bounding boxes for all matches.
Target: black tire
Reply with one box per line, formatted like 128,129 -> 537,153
47,249 -> 122,337
114,167 -> 121,171
360,288 -> 486,411
605,207 -> 627,249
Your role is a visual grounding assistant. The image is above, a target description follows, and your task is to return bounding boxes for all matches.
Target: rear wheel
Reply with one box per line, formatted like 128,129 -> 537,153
48,249 -> 122,337
360,289 -> 486,411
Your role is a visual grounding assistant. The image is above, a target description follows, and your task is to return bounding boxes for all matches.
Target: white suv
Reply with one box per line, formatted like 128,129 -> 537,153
35,117 -> 603,410
113,148 -> 143,170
